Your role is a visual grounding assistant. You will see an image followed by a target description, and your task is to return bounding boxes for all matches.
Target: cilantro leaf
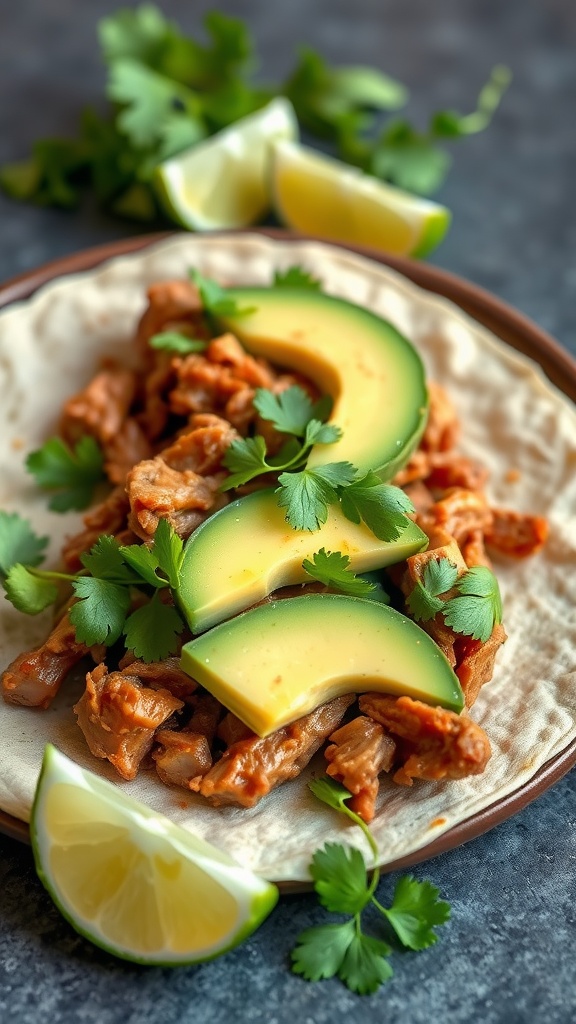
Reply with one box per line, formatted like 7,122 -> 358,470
338,932 -> 394,995
302,548 -> 376,597
272,266 -> 322,290
222,436 -> 269,489
26,436 -> 106,512
276,464 -> 355,532
3,565 -> 59,615
443,565 -> 503,642
70,577 -> 131,646
149,331 -> 207,355
291,920 -> 356,982
310,842 -> 371,915
107,59 -> 204,150
79,535 -> 136,584
99,4 -> 172,67
339,474 -> 414,541
308,777 -> 378,857
189,269 -> 256,318
119,543 -> 167,589
304,419 -> 341,447
152,518 -> 185,591
123,592 -> 185,661
371,119 -> 451,196
253,386 -> 329,438
406,556 -> 459,622
381,875 -> 451,951
0,512 -> 48,577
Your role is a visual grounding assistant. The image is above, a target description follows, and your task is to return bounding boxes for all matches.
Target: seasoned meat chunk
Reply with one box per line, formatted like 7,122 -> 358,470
60,361 -> 137,448
421,382 -> 460,453
119,658 -> 198,703
2,611 -> 89,708
359,694 -> 491,786
74,664 -> 184,780
455,624 -> 507,707
485,508 -> 549,558
199,694 -> 355,808
153,694 -> 222,789
135,280 -> 204,358
62,486 -> 131,571
325,716 -> 396,822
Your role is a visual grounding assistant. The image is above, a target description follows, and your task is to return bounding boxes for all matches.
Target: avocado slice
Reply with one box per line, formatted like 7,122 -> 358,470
180,594 -> 464,736
178,488 -> 428,632
219,288 -> 428,480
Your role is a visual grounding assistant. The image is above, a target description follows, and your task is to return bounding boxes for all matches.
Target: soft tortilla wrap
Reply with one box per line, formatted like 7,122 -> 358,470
0,233 -> 575,882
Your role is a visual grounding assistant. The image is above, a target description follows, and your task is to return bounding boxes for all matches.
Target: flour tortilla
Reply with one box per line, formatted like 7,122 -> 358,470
1,233 -> 575,882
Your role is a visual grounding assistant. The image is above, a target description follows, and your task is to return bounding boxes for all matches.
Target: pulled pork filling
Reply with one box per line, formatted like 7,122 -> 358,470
1,279 -> 549,822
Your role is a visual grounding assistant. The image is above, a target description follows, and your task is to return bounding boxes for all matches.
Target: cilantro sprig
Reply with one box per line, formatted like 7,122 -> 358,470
26,436 -> 106,512
1,515 -> 187,662
302,549 -> 377,598
149,331 -> 208,355
291,778 -> 450,994
407,556 -> 503,643
272,266 -> 323,291
223,384 -> 415,539
0,5 -> 509,219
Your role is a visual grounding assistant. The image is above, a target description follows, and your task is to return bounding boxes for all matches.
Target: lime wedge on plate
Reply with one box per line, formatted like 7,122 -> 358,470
271,139 -> 450,257
155,97 -> 298,230
31,745 -> 278,964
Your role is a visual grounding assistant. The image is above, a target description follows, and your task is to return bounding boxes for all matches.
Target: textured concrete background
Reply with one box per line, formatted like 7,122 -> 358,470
1,2 -> 575,1021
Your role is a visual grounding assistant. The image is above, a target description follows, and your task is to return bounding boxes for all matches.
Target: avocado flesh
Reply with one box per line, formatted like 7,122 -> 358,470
219,288 -> 428,480
178,488 -> 428,633
180,594 -> 465,736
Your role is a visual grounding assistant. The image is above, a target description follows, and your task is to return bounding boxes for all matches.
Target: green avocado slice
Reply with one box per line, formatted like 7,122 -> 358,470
218,287 -> 428,480
180,594 -> 465,736
178,488 -> 428,633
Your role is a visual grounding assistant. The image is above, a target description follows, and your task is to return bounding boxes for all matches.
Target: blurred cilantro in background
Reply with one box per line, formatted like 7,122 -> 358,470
0,4 -> 510,221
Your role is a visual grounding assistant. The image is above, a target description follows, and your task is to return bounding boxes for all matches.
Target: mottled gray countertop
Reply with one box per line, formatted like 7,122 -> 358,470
1,2 -> 575,1022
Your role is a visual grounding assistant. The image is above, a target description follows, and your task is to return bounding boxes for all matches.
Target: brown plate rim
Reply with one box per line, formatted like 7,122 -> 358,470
1,228 -> 575,888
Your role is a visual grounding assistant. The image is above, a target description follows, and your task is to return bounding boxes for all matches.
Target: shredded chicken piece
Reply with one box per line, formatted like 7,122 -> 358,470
60,361 -> 137,447
2,611 -> 89,708
461,528 -> 493,569
390,449 -> 431,488
62,486 -> 131,571
119,657 -> 198,702
359,694 -> 491,785
102,417 -> 152,484
199,695 -> 355,807
74,663 -> 183,780
135,280 -> 204,357
325,716 -> 396,822
485,508 -> 549,558
161,413 -> 238,474
153,694 -> 223,790
217,711 -> 254,746
416,488 -> 493,547
455,624 -> 507,707
425,454 -> 490,493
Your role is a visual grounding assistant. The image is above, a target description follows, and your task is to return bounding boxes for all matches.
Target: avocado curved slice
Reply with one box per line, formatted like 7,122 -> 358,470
218,287 -> 428,480
180,594 -> 465,737
178,488 -> 428,633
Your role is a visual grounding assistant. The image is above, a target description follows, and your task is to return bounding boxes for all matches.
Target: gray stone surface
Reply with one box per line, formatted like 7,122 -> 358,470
0,2 -> 575,1021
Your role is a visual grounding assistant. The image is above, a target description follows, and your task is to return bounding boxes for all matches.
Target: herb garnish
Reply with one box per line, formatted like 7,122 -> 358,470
0,6 -> 509,217
149,331 -> 208,355
272,266 -> 323,291
291,778 -> 450,994
407,556 -> 503,642
223,384 -> 414,539
302,549 -> 377,597
1,517 -> 186,662
26,436 -> 106,512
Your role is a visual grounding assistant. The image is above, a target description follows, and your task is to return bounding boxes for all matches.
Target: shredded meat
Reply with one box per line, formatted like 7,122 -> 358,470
101,417 -> 152,484
119,658 -> 198,703
416,488 -> 493,548
74,664 -> 183,780
135,280 -> 204,359
153,694 -> 223,789
485,508 -> 549,558
62,486 -> 131,571
359,694 -> 491,785
199,695 -> 355,807
420,382 -> 460,453
455,624 -> 508,707
1,611 -> 90,708
217,711 -> 254,746
325,716 -> 396,822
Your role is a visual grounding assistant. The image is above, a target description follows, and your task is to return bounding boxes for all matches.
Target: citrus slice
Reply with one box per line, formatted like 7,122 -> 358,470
154,97 -> 299,230
31,745 -> 278,964
271,139 -> 450,257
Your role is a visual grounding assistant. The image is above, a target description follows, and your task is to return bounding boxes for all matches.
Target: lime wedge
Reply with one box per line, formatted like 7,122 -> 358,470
31,745 -> 278,965
271,139 -> 451,258
154,97 -> 298,230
